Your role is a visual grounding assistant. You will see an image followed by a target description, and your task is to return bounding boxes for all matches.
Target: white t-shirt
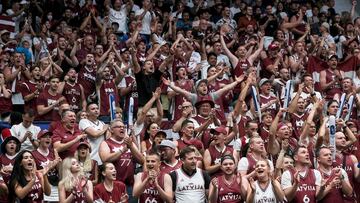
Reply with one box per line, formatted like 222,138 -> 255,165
79,119 -> 106,165
254,181 -> 277,203
135,9 -> 153,35
109,5 -> 129,33
237,157 -> 274,172
10,123 -> 41,151
281,169 -> 322,190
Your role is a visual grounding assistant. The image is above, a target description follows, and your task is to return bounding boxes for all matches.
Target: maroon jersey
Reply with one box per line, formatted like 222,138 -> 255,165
32,149 -> 59,185
217,175 -> 243,203
98,80 -> 119,116
244,154 -> 257,174
290,112 -> 308,140
94,181 -> 127,203
62,82 -> 83,113
78,66 -> 96,98
233,59 -> 250,78
233,59 -> 250,94
0,154 -> 15,203
318,170 -> 345,203
261,57 -> 281,79
177,138 -> 204,152
23,174 -> 43,203
289,168 -> 317,203
19,80 -> 38,113
208,81 -> 226,125
208,145 -> 234,177
259,125 -> 270,150
0,87 -> 12,114
0,154 -> 15,184
259,94 -> 278,118
324,69 -> 342,100
51,124 -> 82,159
160,160 -> 182,174
139,172 -> 165,203
172,79 -> 193,121
217,78 -> 232,114
235,115 -> 248,138
36,90 -> 62,121
105,138 -> 135,185
192,114 -> 212,149
333,153 -> 357,203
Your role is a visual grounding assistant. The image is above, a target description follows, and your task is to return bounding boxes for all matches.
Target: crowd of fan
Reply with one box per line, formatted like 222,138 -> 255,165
0,0 -> 360,202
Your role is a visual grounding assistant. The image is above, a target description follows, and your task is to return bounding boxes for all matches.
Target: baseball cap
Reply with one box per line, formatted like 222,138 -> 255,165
158,140 -> 176,149
210,126 -> 227,135
328,54 -> 338,60
1,129 -> 21,154
37,129 -> 53,139
268,43 -> 279,51
195,79 -> 208,89
259,78 -> 271,87
78,140 -> 91,150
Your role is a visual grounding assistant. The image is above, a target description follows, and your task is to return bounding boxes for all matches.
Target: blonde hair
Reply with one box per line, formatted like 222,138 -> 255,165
74,148 -> 92,174
59,157 -> 85,191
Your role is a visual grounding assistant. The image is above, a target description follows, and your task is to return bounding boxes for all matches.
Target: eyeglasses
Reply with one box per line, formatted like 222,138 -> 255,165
182,106 -> 191,109
112,125 -> 125,129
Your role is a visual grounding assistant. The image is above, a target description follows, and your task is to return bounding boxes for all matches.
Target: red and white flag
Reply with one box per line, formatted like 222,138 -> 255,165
307,55 -> 358,91
0,15 -> 15,33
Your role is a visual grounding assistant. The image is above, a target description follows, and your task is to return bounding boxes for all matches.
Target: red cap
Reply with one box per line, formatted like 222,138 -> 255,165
78,141 -> 91,151
1,128 -> 12,141
210,126 -> 227,135
37,129 -> 53,139
268,43 -> 279,51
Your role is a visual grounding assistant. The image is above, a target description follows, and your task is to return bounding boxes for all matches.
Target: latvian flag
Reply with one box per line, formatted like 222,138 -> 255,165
307,55 -> 358,92
0,15 -> 15,32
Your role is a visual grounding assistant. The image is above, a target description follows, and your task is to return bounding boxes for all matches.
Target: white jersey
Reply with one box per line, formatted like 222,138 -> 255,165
175,168 -> 206,203
253,181 -> 277,203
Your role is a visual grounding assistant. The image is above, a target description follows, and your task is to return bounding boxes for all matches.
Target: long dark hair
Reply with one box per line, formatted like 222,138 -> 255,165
8,150 -> 34,203
144,122 -> 158,141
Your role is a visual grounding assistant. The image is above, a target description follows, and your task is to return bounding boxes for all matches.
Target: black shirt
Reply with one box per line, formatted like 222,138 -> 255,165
135,69 -> 163,107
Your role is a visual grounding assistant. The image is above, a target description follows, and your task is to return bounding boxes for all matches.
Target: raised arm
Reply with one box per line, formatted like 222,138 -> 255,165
268,109 -> 285,155
213,75 -> 244,98
220,27 -> 238,67
162,77 -> 194,101
136,87 -> 161,125
248,36 -> 264,65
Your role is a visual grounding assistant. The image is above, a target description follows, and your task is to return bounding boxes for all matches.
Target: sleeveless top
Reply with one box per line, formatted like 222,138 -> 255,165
217,175 -> 242,203
289,169 -> 317,203
253,181 -> 277,203
63,82 -> 83,113
104,138 -> 135,185
324,69 -> 342,100
175,167 -> 206,203
139,172 -> 165,203
318,169 -> 345,203
98,80 -> 119,116
208,145 -> 234,177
